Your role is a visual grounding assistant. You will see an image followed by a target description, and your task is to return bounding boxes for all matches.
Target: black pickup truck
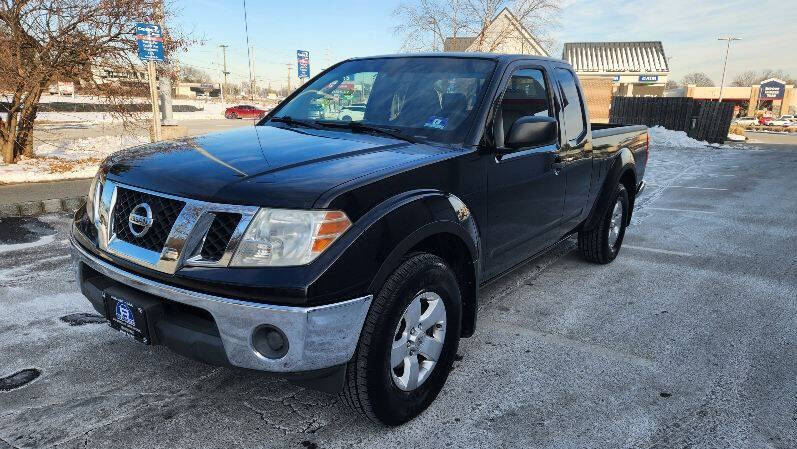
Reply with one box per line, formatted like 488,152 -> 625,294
71,53 -> 647,425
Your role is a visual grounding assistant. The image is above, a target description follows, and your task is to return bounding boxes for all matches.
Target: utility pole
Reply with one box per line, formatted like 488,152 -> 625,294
717,36 -> 741,102
219,44 -> 229,108
286,64 -> 292,94
156,0 -> 175,126
250,45 -> 256,100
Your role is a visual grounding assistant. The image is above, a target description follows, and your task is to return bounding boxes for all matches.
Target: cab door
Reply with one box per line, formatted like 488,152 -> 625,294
551,66 -> 593,226
483,64 -> 566,278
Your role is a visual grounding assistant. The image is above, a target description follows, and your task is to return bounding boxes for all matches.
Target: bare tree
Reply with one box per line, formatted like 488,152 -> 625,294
179,65 -> 210,83
730,69 -> 796,87
730,70 -> 758,87
393,0 -> 560,53
681,72 -> 715,87
665,80 -> 680,90
0,0 -> 190,164
757,69 -> 796,85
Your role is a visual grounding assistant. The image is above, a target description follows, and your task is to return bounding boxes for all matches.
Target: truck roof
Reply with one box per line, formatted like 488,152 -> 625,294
347,52 -> 567,65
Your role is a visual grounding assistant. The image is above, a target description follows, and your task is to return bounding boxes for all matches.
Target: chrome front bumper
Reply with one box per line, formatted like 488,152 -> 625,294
71,238 -> 372,373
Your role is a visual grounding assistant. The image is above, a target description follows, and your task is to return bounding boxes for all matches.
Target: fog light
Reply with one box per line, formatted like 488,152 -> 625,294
252,325 -> 289,359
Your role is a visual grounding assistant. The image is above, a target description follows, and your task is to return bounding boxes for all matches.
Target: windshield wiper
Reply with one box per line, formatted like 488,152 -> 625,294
316,120 -> 420,144
270,115 -> 324,130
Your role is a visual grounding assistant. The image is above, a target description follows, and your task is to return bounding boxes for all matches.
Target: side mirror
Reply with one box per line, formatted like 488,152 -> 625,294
504,116 -> 557,150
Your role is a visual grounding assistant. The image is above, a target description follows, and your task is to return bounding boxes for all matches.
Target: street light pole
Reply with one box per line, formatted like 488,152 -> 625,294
717,36 -> 741,102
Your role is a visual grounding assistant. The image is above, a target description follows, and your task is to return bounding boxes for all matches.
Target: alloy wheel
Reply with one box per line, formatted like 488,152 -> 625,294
608,198 -> 624,248
390,291 -> 447,391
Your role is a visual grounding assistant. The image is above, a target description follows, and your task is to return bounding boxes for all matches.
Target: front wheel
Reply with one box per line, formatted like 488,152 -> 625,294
578,183 -> 629,264
341,253 -> 462,426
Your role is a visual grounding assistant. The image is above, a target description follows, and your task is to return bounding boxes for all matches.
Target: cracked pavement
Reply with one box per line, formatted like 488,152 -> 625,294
1,140 -> 796,448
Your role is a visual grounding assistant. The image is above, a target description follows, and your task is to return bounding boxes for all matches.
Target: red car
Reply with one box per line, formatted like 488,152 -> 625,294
759,116 -> 773,125
225,104 -> 266,119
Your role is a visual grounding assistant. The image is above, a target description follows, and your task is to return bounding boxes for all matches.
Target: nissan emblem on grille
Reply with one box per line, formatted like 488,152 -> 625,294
128,203 -> 154,237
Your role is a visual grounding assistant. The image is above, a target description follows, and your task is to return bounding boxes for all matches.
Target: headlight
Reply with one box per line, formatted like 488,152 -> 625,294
230,209 -> 352,267
86,173 -> 103,224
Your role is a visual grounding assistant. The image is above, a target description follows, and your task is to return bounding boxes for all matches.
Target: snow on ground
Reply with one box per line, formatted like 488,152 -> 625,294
647,125 -> 744,149
4,95 -> 273,124
0,134 -> 147,184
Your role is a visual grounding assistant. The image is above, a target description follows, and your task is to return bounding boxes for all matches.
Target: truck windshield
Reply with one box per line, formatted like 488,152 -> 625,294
270,57 -> 496,144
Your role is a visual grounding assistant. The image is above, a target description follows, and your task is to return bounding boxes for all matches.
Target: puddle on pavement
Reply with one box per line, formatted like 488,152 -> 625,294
0,217 -> 57,245
60,312 -> 106,326
0,368 -> 41,392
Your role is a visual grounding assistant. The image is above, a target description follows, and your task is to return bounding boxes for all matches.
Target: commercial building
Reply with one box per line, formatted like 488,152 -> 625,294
675,78 -> 796,117
562,41 -> 670,97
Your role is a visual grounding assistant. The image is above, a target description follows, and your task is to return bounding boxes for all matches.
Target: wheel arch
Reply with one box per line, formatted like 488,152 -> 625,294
361,194 -> 481,338
583,148 -> 637,230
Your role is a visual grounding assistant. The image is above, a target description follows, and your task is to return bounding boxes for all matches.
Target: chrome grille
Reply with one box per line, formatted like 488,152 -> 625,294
112,187 -> 185,252
90,180 -> 259,274
200,213 -> 241,261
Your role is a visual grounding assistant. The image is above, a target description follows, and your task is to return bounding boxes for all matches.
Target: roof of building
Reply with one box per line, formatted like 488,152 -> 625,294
443,7 -> 549,57
562,41 -> 669,73
443,37 -> 477,52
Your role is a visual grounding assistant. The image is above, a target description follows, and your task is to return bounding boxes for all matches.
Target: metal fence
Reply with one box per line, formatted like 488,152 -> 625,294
609,97 -> 734,144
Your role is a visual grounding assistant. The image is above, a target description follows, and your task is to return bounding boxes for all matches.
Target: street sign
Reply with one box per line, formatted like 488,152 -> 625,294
297,50 -> 310,79
136,22 -> 164,62
639,75 -> 658,82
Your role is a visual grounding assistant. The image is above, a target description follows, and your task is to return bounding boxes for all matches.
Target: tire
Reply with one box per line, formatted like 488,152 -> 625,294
578,183 -> 629,264
342,115 -> 352,121
231,112 -> 238,119
341,253 -> 462,426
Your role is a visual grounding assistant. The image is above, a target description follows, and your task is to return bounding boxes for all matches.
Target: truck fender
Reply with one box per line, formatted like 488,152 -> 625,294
582,148 -> 637,231
311,190 -> 481,337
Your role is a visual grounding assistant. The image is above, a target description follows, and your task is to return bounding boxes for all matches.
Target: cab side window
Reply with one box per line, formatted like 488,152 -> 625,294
497,68 -> 551,146
554,68 -> 587,143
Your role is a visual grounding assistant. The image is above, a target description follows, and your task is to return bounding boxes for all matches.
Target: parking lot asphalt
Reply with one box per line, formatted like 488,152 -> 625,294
1,141 -> 796,448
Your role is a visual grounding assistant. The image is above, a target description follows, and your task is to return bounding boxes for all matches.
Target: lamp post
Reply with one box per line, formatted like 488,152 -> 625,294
717,36 -> 741,102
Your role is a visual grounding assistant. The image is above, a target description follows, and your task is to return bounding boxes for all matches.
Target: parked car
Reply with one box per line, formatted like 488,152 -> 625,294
225,104 -> 266,119
338,103 -> 366,121
733,116 -> 758,126
71,53 -> 648,425
769,115 -> 796,126
759,116 -> 774,126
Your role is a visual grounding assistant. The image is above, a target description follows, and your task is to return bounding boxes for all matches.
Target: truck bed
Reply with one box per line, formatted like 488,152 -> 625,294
591,123 -> 648,139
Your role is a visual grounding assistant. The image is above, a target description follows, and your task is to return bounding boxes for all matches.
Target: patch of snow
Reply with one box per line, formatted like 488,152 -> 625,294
648,126 -> 716,148
3,97 -> 274,124
0,134 -> 147,184
726,133 -> 746,141
0,234 -> 56,254
647,125 -> 756,149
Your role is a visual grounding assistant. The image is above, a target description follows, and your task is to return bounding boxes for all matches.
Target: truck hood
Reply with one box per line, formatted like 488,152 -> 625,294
103,125 -> 453,209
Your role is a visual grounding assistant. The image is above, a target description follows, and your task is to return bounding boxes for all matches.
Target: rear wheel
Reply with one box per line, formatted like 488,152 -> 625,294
341,253 -> 461,426
230,112 -> 238,119
578,183 -> 629,264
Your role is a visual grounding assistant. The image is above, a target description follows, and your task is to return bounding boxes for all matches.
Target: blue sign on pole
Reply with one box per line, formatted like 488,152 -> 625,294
297,50 -> 310,79
136,22 -> 164,62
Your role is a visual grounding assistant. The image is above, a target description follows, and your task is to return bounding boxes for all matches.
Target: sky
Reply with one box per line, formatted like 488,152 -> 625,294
174,0 -> 796,90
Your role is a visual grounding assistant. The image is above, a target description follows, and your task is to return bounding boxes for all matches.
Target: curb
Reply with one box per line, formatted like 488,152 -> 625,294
0,196 -> 86,218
